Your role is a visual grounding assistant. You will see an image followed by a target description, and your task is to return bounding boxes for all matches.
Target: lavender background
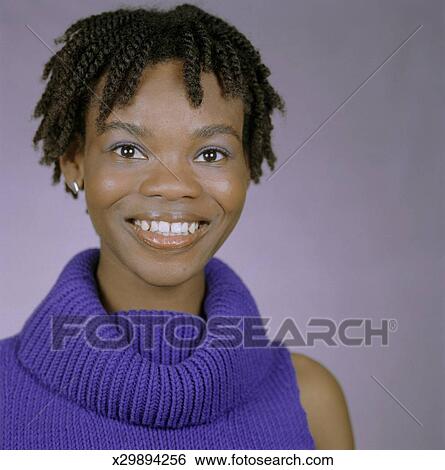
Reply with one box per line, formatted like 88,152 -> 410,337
0,0 -> 443,449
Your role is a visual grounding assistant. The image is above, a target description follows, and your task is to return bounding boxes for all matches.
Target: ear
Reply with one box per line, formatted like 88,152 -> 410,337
59,133 -> 85,191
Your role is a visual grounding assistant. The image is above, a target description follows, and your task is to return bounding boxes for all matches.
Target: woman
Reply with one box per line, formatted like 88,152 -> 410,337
0,3 -> 354,449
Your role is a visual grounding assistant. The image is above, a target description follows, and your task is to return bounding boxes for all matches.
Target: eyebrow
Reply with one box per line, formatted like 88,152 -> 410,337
100,121 -> 242,143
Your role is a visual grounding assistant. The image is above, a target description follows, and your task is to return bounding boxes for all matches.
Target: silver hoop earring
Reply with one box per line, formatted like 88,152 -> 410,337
72,181 -> 79,195
67,180 -> 79,196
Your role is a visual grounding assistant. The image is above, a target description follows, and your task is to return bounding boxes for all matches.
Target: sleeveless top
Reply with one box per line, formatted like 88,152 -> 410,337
0,248 -> 315,449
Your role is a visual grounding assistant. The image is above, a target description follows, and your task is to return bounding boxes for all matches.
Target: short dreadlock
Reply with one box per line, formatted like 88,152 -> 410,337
32,3 -> 286,199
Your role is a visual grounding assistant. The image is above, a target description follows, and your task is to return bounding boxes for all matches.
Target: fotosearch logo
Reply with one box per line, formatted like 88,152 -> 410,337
50,314 -> 398,351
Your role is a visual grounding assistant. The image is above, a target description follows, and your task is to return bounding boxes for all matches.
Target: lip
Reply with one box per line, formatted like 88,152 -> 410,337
125,218 -> 211,252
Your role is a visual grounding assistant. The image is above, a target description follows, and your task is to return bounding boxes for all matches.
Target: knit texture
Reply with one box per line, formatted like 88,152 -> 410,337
0,248 -> 315,449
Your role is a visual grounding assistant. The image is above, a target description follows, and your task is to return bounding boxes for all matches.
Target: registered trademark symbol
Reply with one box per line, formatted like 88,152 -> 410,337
388,319 -> 398,332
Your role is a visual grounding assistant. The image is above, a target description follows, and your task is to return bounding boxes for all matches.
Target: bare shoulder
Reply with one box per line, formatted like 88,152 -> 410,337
290,352 -> 355,449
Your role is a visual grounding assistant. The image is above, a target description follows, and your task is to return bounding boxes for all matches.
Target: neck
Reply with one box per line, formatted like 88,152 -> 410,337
96,244 -> 206,316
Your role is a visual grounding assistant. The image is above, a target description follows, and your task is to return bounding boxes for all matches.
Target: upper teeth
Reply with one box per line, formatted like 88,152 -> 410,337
133,219 -> 201,235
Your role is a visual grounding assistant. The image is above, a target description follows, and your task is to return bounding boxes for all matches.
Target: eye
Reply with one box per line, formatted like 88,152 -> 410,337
110,143 -> 147,159
194,147 -> 229,163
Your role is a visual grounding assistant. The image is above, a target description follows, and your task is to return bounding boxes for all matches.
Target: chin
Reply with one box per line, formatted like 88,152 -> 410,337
133,258 -> 205,287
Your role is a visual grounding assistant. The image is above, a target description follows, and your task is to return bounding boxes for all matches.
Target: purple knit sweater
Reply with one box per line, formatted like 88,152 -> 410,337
0,248 -> 315,449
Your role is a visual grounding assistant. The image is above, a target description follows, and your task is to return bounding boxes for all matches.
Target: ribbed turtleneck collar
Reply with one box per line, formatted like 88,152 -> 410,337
17,248 -> 275,429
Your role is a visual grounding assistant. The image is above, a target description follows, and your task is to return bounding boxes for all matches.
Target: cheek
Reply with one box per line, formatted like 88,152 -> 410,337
206,176 -> 248,216
84,158 -> 130,209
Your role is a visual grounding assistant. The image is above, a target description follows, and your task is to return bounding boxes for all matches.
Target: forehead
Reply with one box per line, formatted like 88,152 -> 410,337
87,59 -> 245,134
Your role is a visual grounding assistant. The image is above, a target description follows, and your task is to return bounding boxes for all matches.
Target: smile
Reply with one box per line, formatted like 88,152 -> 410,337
126,218 -> 211,250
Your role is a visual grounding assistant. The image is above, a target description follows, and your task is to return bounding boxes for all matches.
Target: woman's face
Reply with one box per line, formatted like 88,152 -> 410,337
62,59 -> 250,286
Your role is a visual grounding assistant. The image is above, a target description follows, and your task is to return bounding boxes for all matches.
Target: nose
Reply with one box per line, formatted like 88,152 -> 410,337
138,158 -> 202,201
